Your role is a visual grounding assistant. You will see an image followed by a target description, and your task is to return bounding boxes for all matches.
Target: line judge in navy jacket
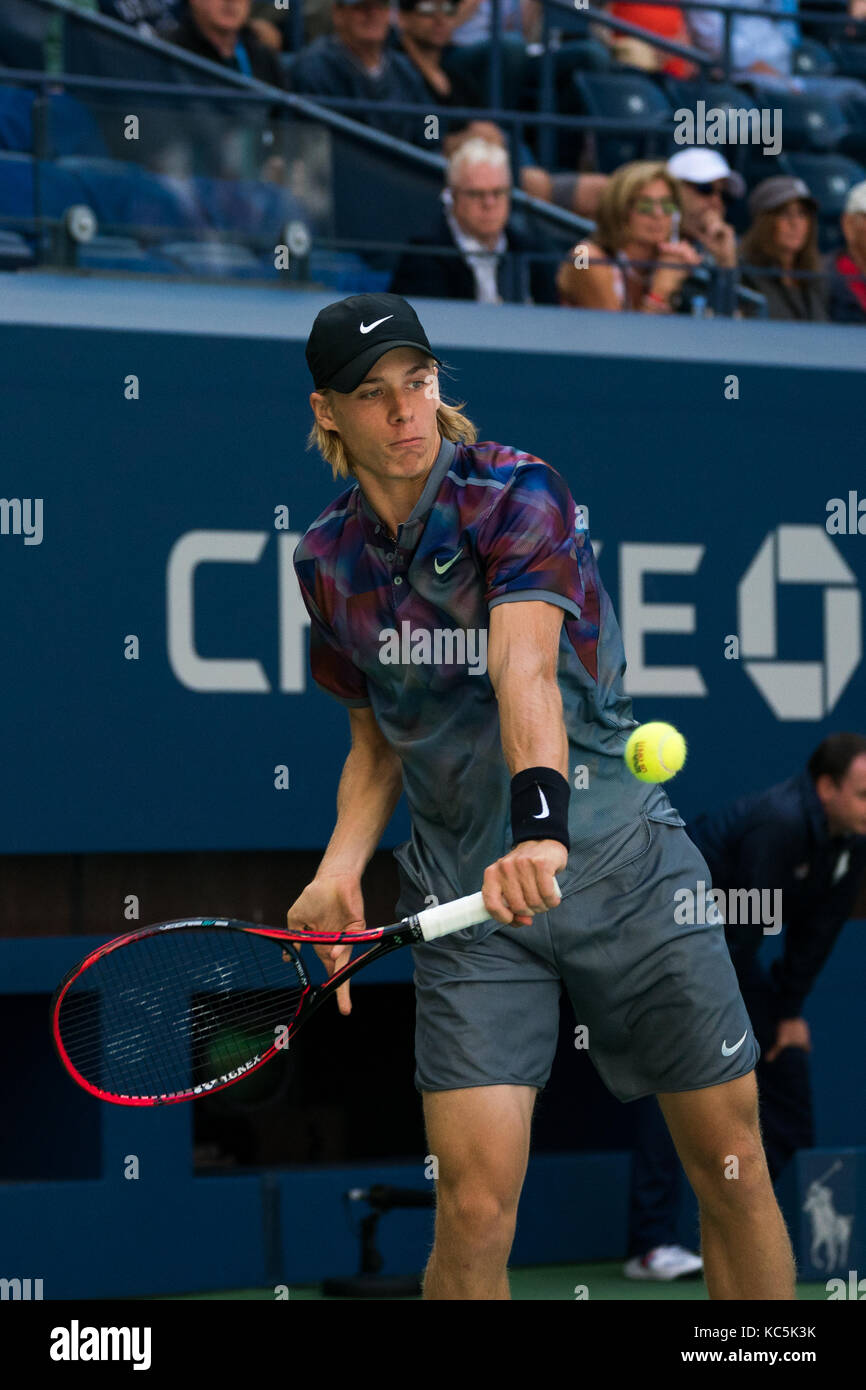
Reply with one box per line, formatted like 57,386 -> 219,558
389,134 -> 558,305
624,731 -> 866,1282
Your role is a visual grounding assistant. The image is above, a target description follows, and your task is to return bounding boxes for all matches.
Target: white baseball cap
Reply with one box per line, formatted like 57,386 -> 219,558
667,149 -> 746,198
845,180 -> 866,214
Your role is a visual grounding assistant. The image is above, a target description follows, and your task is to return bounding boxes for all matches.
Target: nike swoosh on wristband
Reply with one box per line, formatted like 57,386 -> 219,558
433,548 -> 463,575
359,316 -> 394,334
721,1030 -> 748,1057
532,788 -> 550,820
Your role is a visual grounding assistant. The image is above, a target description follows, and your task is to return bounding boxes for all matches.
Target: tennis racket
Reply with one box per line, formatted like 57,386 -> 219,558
52,881 -> 557,1107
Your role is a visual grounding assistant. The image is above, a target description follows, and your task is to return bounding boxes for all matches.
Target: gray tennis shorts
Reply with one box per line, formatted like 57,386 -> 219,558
399,813 -> 760,1102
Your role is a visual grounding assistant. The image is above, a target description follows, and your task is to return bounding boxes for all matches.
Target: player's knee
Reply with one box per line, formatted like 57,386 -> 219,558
435,1182 -> 519,1247
688,1130 -> 771,1215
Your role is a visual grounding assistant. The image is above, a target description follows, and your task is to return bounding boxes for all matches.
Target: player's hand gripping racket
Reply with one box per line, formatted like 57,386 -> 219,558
51,879 -> 558,1107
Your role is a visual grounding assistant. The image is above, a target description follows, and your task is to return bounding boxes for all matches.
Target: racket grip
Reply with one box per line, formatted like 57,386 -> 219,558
415,876 -> 561,943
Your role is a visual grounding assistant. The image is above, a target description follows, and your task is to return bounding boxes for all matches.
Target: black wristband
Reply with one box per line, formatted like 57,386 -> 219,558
510,767 -> 570,852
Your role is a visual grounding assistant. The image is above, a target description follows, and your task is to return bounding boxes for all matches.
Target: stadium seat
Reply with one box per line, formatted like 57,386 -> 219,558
56,157 -> 199,237
828,43 -> 866,81
0,150 -> 87,223
71,236 -> 180,274
570,70 -> 672,172
0,86 -> 108,159
159,240 -> 278,278
0,227 -> 34,269
308,249 -> 392,293
762,91 -> 849,152
661,78 -> 755,114
836,87 -> 866,163
793,38 -> 837,77
783,151 -> 866,250
190,175 -> 311,245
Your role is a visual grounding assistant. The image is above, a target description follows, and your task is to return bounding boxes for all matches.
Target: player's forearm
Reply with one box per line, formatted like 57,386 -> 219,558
495,668 -> 569,780
317,742 -> 403,880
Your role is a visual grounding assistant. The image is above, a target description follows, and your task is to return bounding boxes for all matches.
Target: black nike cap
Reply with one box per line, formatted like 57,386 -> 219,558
305,293 -> 442,393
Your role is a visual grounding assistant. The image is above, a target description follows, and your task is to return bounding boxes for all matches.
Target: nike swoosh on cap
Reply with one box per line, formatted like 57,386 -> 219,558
359,316 -> 394,334
721,1030 -> 748,1057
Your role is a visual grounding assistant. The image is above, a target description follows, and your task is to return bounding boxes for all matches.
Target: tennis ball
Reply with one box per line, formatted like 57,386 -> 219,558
624,722 -> 686,783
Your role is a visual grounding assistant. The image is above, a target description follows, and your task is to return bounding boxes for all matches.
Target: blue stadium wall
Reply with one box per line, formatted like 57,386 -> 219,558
1,276 -> 864,1296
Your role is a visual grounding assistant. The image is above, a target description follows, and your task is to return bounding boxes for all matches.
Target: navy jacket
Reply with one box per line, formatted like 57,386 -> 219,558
288,35 -> 429,146
389,209 -> 558,305
688,771 -> 866,1020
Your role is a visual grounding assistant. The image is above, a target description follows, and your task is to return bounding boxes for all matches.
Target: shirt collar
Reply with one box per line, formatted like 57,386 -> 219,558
445,207 -> 507,258
357,436 -> 457,547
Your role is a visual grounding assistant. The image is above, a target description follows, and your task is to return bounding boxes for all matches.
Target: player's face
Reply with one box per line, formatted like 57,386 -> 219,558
312,347 -> 441,484
816,755 -> 866,836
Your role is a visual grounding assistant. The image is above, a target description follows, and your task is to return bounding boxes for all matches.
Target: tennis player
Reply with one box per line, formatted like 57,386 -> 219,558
289,292 -> 796,1300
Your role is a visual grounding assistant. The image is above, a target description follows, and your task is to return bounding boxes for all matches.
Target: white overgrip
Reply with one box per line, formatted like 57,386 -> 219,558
416,877 -> 561,943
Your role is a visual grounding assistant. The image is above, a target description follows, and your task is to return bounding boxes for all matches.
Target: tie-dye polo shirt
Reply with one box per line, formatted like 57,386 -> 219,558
294,435 -> 678,908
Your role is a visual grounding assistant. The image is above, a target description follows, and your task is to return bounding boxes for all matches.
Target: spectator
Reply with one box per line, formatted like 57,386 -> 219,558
602,3 -> 698,80
248,4 -> 289,50
556,159 -> 700,312
289,0 -> 430,146
440,118 -> 548,205
740,175 -> 828,321
389,135 -> 557,302
97,0 -> 180,35
687,0 -> 866,102
392,0 -> 608,220
392,0 -> 478,104
666,148 -> 741,267
165,0 -> 287,85
449,0 -> 535,45
667,148 -> 743,314
827,179 -> 866,324
625,733 -> 866,1279
686,0 -> 796,86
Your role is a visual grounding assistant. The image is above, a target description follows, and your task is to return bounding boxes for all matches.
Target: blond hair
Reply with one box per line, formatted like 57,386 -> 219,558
307,374 -> 478,482
595,160 -> 680,255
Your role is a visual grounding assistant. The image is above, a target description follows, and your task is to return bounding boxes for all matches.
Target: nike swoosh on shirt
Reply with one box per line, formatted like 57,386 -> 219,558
533,789 -> 550,820
359,316 -> 394,334
721,1030 -> 748,1057
433,548 -> 463,575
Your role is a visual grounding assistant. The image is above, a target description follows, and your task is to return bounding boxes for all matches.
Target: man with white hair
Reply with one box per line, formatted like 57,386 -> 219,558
827,180 -> 866,324
389,136 -> 557,302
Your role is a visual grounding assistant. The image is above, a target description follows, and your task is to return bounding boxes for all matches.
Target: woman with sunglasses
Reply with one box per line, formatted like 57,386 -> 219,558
556,160 -> 701,312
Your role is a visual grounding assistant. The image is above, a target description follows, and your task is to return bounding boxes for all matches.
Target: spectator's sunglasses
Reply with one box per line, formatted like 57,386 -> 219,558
633,198 -> 678,215
412,1 -> 459,12
686,181 -> 730,199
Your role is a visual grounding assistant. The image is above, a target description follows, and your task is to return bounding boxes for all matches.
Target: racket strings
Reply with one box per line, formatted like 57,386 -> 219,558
57,927 -> 306,1101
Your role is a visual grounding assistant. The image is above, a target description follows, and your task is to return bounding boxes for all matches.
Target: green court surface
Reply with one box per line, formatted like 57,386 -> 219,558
163,1265 -> 830,1301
